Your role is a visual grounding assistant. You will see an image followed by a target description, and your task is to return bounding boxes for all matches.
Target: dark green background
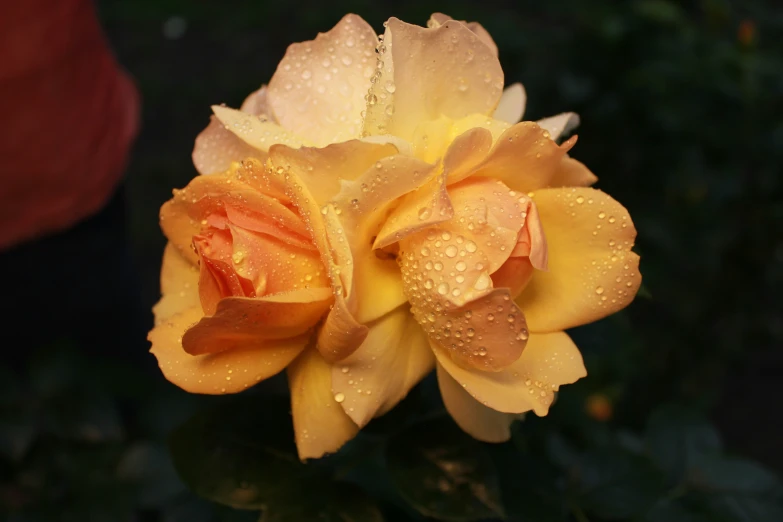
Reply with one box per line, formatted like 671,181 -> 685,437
2,0 -> 782,520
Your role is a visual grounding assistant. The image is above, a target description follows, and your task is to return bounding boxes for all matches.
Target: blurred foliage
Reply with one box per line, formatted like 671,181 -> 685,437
4,0 -> 782,520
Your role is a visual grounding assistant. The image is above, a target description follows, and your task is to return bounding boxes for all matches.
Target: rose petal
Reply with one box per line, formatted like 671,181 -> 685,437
212,105 -> 309,151
149,306 -> 308,395
469,121 -> 573,193
436,362 -> 513,442
536,112 -> 580,142
515,187 -> 641,332
239,85 -> 273,117
267,14 -> 378,147
333,154 -> 436,322
433,330 -> 586,415
490,257 -> 534,300
331,305 -> 435,427
287,347 -> 359,460
153,243 -> 200,324
550,157 -> 598,188
192,115 -> 266,175
316,291 -> 369,363
364,18 -> 504,141
428,13 -> 499,56
182,288 -> 333,355
493,83 -> 526,125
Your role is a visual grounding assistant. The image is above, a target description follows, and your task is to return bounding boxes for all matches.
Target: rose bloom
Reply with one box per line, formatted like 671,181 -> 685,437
149,13 -> 641,459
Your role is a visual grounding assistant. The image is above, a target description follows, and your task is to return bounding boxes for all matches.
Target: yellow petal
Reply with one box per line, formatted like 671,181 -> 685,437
470,121 -> 572,193
516,187 -> 641,332
436,363 -> 512,442
211,105 -> 309,151
149,306 -> 308,395
192,115 -> 266,175
267,14 -> 378,147
427,13 -> 499,56
333,154 -> 436,322
536,112 -> 580,142
433,331 -> 586,416
287,347 -> 359,460
550,156 -> 598,188
182,288 -> 332,355
493,83 -> 526,124
153,243 -> 200,324
331,305 -> 435,427
364,18 -> 504,141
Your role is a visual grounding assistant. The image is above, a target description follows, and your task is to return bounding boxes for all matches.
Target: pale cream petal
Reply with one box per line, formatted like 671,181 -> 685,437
364,18 -> 504,141
332,305 -> 435,427
515,187 -> 641,332
436,363 -> 512,442
427,13 -> 499,56
493,83 -> 527,124
433,331 -> 586,416
149,306 -> 308,395
267,14 -> 378,147
192,116 -> 266,175
288,348 -> 359,460
153,243 -> 200,324
536,112 -> 580,142
212,105 -> 309,152
239,85 -> 273,117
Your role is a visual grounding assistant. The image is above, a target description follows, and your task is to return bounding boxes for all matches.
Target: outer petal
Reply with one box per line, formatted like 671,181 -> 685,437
182,288 -> 333,355
267,14 -> 378,147
433,331 -> 586,416
153,243 -> 200,323
536,112 -> 580,142
468,121 -> 575,192
428,13 -> 499,56
212,105 -> 309,152
288,348 -> 359,460
331,305 -> 435,427
550,157 -> 598,188
239,85 -> 273,116
192,115 -> 266,175
516,187 -> 641,332
149,306 -> 308,394
364,18 -> 504,141
493,83 -> 526,125
436,363 -> 513,442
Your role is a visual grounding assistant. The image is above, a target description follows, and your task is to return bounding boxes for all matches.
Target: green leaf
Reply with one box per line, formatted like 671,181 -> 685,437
259,483 -> 384,522
645,404 -> 722,484
688,456 -> 783,522
572,448 -> 668,520
386,415 -> 504,521
168,395 -> 301,510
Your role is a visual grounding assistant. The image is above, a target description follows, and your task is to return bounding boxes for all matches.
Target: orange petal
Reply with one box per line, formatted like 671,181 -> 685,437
316,291 -> 369,363
192,115 -> 266,175
433,330 -> 586,416
212,105 -> 309,151
428,14 -> 499,56
490,256 -> 534,300
267,14 -> 378,147
153,243 -> 200,324
364,18 -> 504,141
516,187 -> 641,332
149,306 -> 308,395
182,288 -> 332,355
436,362 -> 513,442
493,83 -> 526,124
287,347 -> 359,460
331,305 -> 434,427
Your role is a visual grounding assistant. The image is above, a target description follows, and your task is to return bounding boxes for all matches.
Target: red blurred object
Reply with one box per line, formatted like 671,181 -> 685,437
0,0 -> 139,249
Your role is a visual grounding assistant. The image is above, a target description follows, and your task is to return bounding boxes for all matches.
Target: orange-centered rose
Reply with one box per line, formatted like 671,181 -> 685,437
149,12 -> 641,460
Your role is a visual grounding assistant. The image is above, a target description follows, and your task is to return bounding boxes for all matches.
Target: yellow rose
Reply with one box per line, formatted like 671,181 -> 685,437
150,13 -> 641,460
